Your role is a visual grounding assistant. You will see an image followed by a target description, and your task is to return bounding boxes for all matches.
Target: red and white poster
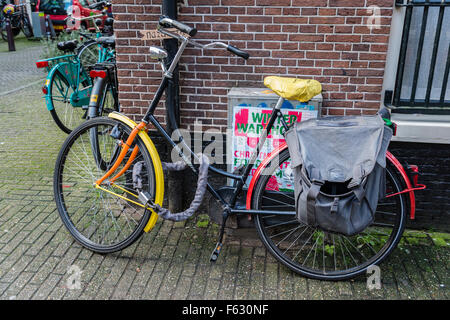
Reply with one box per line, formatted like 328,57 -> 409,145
231,106 -> 317,188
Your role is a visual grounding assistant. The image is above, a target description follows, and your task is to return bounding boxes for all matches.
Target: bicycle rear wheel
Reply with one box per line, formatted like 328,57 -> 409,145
49,70 -> 86,134
252,148 -> 406,280
54,117 -> 157,253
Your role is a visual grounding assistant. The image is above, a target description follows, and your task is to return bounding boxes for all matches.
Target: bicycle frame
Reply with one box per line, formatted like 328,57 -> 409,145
97,28 -> 294,219
68,12 -> 116,63
38,54 -> 92,110
98,26 -> 425,231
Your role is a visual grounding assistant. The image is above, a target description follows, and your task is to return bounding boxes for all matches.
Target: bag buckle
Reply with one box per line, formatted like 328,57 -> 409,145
331,197 -> 339,214
311,179 -> 324,186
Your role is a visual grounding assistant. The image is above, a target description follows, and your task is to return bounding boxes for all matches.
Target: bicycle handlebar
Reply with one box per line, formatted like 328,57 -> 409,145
87,1 -> 109,10
226,45 -> 250,60
159,16 -> 197,37
157,16 -> 250,60
66,13 -> 105,22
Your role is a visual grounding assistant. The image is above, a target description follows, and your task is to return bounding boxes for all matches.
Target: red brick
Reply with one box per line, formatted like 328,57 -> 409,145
112,0 -> 394,129
329,0 -> 365,7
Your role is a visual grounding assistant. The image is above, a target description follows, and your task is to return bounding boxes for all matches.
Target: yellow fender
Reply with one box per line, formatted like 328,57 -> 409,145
108,112 -> 164,232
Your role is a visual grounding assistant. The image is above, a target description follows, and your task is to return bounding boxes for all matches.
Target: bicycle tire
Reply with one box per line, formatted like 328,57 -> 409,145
48,69 -> 86,134
77,39 -> 101,71
98,82 -> 119,116
89,82 -> 120,171
0,23 -> 20,41
252,148 -> 406,281
54,117 -> 157,253
21,15 -> 33,38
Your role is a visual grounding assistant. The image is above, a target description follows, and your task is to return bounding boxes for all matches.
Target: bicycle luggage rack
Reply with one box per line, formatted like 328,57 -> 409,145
36,54 -> 77,71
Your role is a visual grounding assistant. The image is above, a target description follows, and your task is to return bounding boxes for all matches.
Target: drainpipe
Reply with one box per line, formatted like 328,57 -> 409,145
162,0 -> 183,213
162,0 -> 180,133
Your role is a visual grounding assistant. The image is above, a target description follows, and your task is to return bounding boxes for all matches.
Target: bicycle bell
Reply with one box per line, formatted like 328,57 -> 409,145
149,46 -> 168,60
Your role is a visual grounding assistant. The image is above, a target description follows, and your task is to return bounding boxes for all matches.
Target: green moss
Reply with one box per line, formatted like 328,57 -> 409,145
431,237 -> 449,247
196,214 -> 210,228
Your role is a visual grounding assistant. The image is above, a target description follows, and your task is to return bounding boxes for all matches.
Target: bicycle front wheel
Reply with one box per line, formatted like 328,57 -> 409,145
252,148 -> 406,280
0,24 -> 20,41
54,117 -> 157,253
77,40 -> 100,71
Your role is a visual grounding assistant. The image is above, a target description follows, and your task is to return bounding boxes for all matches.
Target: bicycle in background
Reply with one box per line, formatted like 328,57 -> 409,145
36,8 -> 116,133
0,3 -> 33,41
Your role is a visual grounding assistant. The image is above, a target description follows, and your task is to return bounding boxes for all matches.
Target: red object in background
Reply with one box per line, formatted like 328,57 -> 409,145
35,0 -> 106,32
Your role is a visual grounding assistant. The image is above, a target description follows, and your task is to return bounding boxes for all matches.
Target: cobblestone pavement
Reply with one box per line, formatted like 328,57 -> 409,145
0,48 -> 449,300
0,44 -> 45,96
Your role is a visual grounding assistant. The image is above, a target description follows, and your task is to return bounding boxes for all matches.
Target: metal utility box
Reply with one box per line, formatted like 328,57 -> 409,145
226,87 -> 323,186
30,12 -> 46,38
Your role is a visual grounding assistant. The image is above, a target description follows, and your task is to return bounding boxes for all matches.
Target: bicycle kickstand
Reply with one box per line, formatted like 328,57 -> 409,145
210,208 -> 230,262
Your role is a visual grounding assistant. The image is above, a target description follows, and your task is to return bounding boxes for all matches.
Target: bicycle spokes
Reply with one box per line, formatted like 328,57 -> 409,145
54,119 -> 156,251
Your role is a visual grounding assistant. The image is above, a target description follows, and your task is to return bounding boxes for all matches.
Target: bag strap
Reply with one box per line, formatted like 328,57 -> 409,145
348,165 -> 365,189
351,184 -> 366,202
305,167 -> 323,225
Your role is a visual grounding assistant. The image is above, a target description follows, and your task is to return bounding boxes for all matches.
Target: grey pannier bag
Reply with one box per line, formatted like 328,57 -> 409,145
285,114 -> 393,236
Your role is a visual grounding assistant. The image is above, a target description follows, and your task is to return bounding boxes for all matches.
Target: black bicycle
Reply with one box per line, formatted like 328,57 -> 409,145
0,3 -> 33,41
53,17 -> 426,280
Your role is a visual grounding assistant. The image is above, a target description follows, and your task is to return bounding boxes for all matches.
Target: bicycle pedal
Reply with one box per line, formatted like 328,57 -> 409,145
210,242 -> 222,262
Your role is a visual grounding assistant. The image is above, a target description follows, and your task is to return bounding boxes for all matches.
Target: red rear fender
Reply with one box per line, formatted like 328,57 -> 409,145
245,144 -> 419,219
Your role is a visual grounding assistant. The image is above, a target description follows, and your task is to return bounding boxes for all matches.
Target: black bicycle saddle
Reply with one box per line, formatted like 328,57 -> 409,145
96,36 -> 115,48
57,40 -> 78,52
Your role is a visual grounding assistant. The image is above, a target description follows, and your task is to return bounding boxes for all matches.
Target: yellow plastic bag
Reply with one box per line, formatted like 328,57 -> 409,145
264,76 -> 322,102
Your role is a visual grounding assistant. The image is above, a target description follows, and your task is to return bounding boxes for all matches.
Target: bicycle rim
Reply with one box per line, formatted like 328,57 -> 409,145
54,117 -> 156,253
99,84 -> 119,116
21,16 -> 32,38
253,148 -> 406,280
77,40 -> 101,70
50,70 -> 86,134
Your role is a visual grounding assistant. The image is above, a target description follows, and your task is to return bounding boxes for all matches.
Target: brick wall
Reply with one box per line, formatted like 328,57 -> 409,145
112,0 -> 394,131
389,142 -> 450,232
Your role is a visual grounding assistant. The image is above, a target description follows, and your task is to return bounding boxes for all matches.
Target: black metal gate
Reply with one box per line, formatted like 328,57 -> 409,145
391,0 -> 450,114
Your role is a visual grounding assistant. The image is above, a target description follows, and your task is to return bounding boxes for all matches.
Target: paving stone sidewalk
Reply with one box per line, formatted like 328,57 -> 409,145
0,47 -> 449,301
0,44 -> 45,96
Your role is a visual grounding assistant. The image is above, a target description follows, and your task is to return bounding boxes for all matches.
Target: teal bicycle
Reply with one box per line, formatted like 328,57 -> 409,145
36,11 -> 116,134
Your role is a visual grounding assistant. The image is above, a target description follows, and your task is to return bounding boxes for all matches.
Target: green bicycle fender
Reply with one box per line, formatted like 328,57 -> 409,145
45,62 -> 73,111
45,62 -> 91,111
43,64 -> 60,111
